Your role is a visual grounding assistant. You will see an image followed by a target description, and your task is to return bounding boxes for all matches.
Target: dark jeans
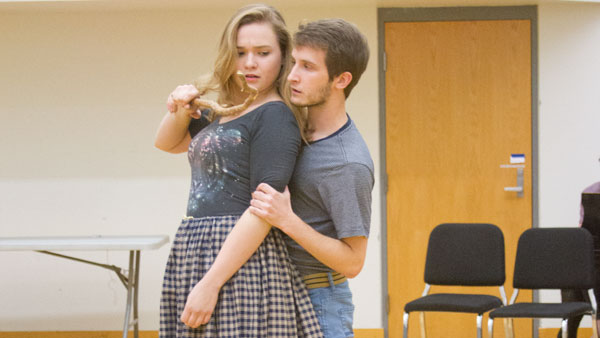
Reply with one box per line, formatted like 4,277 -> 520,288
557,289 -> 590,338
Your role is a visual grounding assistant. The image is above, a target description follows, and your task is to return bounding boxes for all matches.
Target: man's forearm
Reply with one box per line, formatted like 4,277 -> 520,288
283,214 -> 366,278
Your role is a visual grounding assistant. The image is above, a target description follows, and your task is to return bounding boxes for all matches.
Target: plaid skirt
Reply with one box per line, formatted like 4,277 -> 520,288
160,215 -> 323,338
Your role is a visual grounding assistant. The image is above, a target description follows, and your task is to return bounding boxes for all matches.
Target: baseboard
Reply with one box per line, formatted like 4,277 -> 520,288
0,329 -> 385,338
0,333 -> 157,338
354,328 -> 385,338
538,327 -> 592,338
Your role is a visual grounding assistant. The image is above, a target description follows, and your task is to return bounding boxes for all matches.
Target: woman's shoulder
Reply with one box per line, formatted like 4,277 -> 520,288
255,100 -> 293,115
252,101 -> 296,123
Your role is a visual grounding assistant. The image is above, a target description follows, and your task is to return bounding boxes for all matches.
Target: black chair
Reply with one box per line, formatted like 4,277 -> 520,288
403,223 -> 507,338
487,227 -> 598,338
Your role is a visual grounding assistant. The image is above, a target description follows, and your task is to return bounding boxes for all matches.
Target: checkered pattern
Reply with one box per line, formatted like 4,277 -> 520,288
160,215 -> 323,338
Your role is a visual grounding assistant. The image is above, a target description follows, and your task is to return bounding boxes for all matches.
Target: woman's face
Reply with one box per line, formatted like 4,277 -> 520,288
236,22 -> 283,95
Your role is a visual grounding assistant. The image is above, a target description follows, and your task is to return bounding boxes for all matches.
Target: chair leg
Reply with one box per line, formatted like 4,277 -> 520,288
419,312 -> 427,338
476,314 -> 483,338
503,318 -> 514,338
593,315 -> 599,338
488,317 -> 494,338
403,312 -> 409,338
561,319 -> 568,338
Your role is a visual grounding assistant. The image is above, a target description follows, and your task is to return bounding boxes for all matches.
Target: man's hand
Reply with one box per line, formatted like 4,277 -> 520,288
180,279 -> 220,328
249,183 -> 296,231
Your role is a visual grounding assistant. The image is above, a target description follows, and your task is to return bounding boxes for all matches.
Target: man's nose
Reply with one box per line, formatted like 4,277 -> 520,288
287,66 -> 299,82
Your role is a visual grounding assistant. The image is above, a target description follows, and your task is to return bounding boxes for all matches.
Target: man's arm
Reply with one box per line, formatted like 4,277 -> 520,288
249,184 -> 367,278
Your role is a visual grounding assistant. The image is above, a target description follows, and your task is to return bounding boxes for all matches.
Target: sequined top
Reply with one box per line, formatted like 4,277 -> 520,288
186,101 -> 301,217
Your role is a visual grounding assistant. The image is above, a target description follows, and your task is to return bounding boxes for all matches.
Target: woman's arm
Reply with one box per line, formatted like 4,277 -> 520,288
180,104 -> 301,328
154,84 -> 200,153
180,209 -> 271,328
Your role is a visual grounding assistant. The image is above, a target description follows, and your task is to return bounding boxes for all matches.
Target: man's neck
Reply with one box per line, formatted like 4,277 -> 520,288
306,93 -> 348,142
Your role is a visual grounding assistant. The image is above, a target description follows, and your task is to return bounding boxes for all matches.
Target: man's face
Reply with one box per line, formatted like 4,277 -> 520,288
287,46 -> 333,108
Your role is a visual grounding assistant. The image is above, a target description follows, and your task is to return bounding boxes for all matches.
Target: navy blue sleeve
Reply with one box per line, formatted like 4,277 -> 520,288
249,103 -> 301,192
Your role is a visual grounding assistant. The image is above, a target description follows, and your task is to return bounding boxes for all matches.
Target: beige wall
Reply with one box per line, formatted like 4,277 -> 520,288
538,1 -> 600,329
1,0 -> 600,333
0,3 -> 382,331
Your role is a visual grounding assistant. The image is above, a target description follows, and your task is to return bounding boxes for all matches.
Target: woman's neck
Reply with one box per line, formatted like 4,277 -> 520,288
219,87 -> 281,124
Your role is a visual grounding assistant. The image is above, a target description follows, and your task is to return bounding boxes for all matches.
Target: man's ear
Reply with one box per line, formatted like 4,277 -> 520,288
333,71 -> 353,90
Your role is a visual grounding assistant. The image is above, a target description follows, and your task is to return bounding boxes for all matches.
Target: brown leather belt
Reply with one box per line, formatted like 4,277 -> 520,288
302,271 -> 347,289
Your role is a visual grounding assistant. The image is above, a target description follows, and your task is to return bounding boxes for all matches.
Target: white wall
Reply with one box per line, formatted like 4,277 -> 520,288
0,3 -> 382,331
2,0 -> 600,333
538,1 -> 600,329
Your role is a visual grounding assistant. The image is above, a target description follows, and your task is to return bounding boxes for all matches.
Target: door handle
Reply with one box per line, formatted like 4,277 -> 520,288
500,164 -> 524,198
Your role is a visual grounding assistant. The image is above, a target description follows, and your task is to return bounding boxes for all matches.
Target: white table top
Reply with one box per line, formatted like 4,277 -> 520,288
0,235 -> 169,251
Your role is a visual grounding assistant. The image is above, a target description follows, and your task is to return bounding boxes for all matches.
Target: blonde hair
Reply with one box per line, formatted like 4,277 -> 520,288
195,4 -> 307,139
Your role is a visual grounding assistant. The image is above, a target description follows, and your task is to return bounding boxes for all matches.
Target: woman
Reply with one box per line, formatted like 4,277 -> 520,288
155,4 -> 321,338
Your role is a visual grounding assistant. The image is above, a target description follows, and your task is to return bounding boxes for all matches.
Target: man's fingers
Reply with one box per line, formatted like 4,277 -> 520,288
250,198 -> 269,212
251,190 -> 269,202
249,205 -> 266,218
256,183 -> 277,194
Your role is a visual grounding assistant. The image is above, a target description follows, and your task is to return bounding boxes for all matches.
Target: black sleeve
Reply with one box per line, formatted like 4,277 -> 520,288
188,110 -> 211,138
249,103 -> 301,192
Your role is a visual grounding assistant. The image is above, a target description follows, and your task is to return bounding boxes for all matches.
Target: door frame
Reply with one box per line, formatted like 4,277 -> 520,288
377,6 -> 539,337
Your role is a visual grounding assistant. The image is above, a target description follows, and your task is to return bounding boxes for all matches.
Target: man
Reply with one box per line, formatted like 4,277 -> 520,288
249,19 -> 374,338
558,157 -> 600,338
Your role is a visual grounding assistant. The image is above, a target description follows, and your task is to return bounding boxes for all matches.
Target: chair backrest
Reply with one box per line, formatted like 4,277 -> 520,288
513,227 -> 595,290
582,193 -> 600,239
424,223 -> 505,286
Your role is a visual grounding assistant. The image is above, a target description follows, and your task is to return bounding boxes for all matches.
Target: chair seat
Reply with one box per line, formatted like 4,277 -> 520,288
489,302 -> 593,319
405,293 -> 503,314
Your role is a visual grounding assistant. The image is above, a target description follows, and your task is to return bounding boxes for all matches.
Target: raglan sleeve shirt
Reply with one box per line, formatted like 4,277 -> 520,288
317,162 -> 374,239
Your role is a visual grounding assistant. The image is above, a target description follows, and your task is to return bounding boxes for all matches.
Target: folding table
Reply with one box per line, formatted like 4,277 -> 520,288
0,235 -> 169,338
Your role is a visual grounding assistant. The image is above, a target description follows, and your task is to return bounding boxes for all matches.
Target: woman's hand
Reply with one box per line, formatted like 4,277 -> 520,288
180,278 -> 220,328
167,84 -> 201,118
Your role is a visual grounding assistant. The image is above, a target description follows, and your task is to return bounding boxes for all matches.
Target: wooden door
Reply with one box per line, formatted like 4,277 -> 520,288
385,19 -> 533,337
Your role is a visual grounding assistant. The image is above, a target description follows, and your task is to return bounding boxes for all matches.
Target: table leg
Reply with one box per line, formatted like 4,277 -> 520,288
123,251 -> 134,338
134,250 -> 140,338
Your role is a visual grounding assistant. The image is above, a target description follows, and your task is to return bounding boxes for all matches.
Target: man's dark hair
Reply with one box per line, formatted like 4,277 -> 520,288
294,18 -> 369,98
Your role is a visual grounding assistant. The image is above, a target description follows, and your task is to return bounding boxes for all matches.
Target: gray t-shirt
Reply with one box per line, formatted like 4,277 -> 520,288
286,117 -> 374,276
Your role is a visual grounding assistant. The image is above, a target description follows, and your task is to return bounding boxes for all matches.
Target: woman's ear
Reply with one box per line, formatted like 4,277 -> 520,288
334,71 -> 353,90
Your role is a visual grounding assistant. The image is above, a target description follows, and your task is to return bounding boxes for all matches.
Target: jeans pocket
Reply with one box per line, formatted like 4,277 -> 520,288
308,288 -> 328,334
339,301 -> 355,337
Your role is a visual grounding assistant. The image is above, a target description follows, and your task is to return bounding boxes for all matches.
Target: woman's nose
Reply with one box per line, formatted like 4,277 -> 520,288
245,53 -> 257,68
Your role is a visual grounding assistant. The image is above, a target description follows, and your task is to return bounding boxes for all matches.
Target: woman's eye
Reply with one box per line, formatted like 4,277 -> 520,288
259,51 -> 270,56
238,51 -> 245,57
